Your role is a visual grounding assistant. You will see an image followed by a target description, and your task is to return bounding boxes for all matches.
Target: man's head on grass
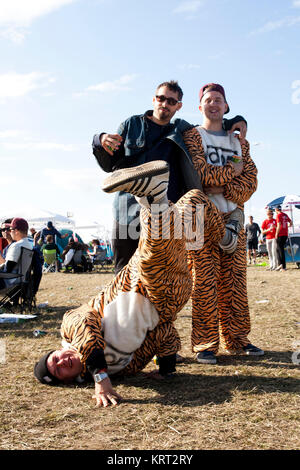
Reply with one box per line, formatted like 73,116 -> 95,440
34,348 -> 82,385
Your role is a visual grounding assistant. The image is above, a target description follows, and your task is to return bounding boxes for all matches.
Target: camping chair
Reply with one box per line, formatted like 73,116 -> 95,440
0,247 -> 35,313
42,248 -> 58,273
92,250 -> 108,270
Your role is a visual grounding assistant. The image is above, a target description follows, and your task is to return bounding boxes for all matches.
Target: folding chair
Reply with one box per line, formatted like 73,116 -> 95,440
0,247 -> 34,313
42,248 -> 58,273
92,250 -> 108,270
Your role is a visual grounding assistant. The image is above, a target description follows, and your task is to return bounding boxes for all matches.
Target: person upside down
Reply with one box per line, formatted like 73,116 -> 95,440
34,160 -> 226,406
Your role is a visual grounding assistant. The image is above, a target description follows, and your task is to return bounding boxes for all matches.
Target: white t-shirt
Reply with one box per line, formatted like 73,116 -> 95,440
61,291 -> 160,376
101,291 -> 160,374
4,237 -> 33,286
196,126 -> 241,213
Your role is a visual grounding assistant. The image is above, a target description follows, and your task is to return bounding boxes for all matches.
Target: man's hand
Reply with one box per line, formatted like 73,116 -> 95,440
228,121 -> 247,143
232,160 -> 244,176
92,377 -> 123,407
203,185 -> 224,196
100,133 -> 123,156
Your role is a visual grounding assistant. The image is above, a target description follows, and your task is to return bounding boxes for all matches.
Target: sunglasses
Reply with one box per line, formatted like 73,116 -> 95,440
155,95 -> 181,106
1,228 -> 11,232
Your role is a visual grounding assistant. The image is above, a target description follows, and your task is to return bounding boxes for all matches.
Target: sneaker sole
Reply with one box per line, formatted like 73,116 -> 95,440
101,161 -> 169,193
244,350 -> 264,356
197,359 -> 217,364
196,357 -> 217,364
226,349 -> 264,356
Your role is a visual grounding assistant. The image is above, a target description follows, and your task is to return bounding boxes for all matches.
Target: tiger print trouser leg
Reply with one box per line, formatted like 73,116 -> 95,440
218,229 -> 251,351
118,189 -> 225,375
188,237 -> 222,354
120,322 -> 181,375
189,226 -> 251,355
138,189 -> 226,322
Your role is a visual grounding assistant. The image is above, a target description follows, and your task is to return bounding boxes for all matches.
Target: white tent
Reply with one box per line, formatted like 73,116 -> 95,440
0,208 -> 75,230
0,208 -> 112,244
73,224 -> 112,244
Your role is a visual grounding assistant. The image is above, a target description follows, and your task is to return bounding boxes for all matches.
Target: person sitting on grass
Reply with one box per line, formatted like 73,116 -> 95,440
61,237 -> 90,272
34,160 -> 226,407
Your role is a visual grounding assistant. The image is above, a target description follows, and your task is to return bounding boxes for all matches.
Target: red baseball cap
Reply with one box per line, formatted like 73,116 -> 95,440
199,83 -> 230,114
9,217 -> 29,232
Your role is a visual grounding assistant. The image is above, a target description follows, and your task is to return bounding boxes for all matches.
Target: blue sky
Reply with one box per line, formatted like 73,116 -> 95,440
0,0 -> 300,237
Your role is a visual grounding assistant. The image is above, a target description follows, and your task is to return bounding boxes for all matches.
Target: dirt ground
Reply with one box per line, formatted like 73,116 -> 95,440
0,262 -> 299,450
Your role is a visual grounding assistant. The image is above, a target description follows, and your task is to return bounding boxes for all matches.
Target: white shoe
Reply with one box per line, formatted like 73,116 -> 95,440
102,161 -> 169,206
275,264 -> 283,271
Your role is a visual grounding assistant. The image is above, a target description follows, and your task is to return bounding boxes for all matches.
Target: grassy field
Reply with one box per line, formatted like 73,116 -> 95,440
0,263 -> 299,450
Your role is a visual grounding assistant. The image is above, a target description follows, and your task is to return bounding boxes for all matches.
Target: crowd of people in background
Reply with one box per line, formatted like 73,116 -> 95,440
0,217 -> 112,304
246,205 -> 293,271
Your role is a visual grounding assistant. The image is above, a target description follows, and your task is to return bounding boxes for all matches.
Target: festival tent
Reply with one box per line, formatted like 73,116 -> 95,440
0,208 -> 113,257
266,194 -> 300,233
73,224 -> 113,259
0,208 -> 75,230
266,195 -> 300,267
56,229 -> 84,253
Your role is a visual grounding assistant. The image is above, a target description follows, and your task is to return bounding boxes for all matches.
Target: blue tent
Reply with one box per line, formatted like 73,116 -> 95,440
56,229 -> 85,254
267,195 -> 300,211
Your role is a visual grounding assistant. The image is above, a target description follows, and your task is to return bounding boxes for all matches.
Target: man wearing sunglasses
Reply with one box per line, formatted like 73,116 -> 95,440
0,226 -> 9,255
92,80 -> 247,274
0,220 -> 14,260
0,217 -> 32,290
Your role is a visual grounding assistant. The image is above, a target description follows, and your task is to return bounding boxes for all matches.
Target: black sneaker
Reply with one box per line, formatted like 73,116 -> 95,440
196,351 -> 217,364
242,343 -> 264,356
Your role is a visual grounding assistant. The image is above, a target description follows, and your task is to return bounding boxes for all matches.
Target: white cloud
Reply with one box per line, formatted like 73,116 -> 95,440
0,174 -> 18,187
0,129 -> 25,139
73,74 -> 139,97
173,1 -> 204,14
0,27 -> 27,44
85,74 -> 138,93
0,156 -> 18,162
43,168 -> 102,191
250,15 -> 300,35
0,0 -> 78,43
0,72 -> 55,99
0,129 -> 76,152
178,63 -> 201,70
293,1 -> 300,7
1,142 -> 77,152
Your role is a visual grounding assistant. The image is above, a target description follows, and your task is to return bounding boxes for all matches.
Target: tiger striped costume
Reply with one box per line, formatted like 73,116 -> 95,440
60,189 -> 225,378
183,127 -> 258,354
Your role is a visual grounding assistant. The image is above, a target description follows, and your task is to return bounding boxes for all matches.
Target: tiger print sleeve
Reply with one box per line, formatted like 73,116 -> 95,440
183,127 -> 235,187
223,139 -> 258,206
61,304 -> 105,363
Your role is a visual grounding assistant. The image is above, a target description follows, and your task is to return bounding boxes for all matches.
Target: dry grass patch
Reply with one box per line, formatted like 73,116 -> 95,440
0,264 -> 299,450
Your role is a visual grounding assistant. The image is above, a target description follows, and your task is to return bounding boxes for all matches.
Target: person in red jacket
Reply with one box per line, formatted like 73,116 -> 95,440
261,209 -> 278,270
275,205 -> 292,271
